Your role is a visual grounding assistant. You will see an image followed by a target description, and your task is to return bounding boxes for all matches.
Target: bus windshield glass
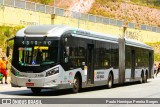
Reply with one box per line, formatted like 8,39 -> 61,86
12,38 -> 59,73
18,46 -> 56,66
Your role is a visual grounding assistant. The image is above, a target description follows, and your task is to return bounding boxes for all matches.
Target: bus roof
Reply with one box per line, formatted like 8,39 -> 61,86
16,24 -> 118,42
15,25 -> 153,50
16,25 -> 69,37
125,38 -> 153,50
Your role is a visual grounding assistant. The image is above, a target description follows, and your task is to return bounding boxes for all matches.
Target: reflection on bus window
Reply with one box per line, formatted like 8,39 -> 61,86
18,46 -> 57,66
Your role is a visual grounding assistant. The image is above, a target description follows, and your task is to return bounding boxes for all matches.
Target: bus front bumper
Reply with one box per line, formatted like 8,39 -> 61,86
11,73 -> 60,89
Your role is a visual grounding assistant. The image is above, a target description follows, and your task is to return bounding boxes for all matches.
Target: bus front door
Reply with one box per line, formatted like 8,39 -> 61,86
87,44 -> 94,84
131,50 -> 135,79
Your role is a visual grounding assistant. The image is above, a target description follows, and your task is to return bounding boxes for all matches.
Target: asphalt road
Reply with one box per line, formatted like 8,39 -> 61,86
0,75 -> 160,107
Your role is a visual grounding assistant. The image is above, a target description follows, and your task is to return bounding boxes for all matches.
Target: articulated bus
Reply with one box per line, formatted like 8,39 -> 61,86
7,25 -> 154,94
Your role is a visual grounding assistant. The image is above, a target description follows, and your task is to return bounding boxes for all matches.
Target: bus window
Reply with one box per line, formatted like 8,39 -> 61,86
64,46 -> 69,63
18,46 -> 57,66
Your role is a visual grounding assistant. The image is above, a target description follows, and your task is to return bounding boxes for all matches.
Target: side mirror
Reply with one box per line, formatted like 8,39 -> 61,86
6,46 -> 10,57
65,57 -> 68,63
82,62 -> 85,66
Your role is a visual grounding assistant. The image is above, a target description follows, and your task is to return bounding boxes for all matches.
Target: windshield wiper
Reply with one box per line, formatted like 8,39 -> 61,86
41,61 -> 54,66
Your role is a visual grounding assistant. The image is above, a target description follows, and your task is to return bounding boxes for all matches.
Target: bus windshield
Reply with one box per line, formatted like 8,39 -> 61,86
12,39 -> 59,73
18,46 -> 56,66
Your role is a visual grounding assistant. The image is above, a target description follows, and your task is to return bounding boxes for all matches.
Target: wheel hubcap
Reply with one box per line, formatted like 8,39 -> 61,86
109,77 -> 112,87
74,79 -> 78,89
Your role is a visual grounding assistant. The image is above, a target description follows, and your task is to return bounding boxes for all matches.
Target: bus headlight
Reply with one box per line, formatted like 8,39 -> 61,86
46,67 -> 59,77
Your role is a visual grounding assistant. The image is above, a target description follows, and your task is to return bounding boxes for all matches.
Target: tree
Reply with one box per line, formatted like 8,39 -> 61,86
154,0 -> 160,6
146,0 -> 149,5
28,0 -> 52,5
39,0 -> 52,5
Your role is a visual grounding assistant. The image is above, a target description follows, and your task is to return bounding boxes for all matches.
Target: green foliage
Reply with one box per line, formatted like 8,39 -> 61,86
28,0 -> 160,8
95,0 -> 160,8
29,0 -> 52,5
39,0 -> 52,5
146,42 -> 160,62
130,0 -> 160,7
0,26 -> 23,76
154,53 -> 160,62
0,26 -> 23,51
154,0 -> 160,6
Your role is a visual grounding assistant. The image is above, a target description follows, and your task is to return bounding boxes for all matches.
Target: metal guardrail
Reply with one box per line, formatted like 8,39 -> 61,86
4,0 -> 14,6
26,1 -> 35,11
0,0 -> 3,4
15,0 -> 25,9
0,0 -> 160,33
140,24 -> 160,33
46,5 -> 53,14
36,3 -> 45,13
128,22 -> 135,29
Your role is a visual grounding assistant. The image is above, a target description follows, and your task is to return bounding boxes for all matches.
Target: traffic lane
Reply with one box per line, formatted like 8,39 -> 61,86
0,78 -> 160,98
0,88 -> 74,97
0,85 -> 115,97
1,79 -> 160,107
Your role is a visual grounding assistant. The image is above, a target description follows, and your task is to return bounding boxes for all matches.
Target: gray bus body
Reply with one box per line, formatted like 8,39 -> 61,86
10,25 -> 154,93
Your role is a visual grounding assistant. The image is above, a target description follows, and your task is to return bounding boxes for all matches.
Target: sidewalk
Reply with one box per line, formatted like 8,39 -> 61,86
0,77 -> 11,89
154,73 -> 160,79
0,76 -> 11,83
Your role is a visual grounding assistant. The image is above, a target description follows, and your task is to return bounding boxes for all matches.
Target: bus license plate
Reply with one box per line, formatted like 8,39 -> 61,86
26,83 -> 34,86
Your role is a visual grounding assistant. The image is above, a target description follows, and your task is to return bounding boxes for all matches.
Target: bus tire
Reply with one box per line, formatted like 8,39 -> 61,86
144,71 -> 148,83
139,72 -> 144,84
72,75 -> 80,93
107,73 -> 113,89
31,88 -> 41,94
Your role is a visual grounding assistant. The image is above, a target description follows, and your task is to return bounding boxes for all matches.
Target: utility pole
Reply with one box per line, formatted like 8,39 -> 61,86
118,25 -> 126,84
118,1 -> 127,84
53,0 -> 56,15
78,13 -> 80,28
51,0 -> 56,24
78,9 -> 80,28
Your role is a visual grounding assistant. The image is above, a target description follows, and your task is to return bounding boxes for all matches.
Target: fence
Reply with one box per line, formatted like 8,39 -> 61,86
0,0 -> 160,33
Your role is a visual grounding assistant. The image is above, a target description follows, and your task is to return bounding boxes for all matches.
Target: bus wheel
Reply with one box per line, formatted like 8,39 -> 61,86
107,73 -> 113,89
144,73 -> 148,83
139,73 -> 144,84
72,76 -> 80,93
31,88 -> 41,94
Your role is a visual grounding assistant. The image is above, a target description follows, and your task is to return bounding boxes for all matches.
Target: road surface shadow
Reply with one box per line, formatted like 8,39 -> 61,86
0,81 -> 151,96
